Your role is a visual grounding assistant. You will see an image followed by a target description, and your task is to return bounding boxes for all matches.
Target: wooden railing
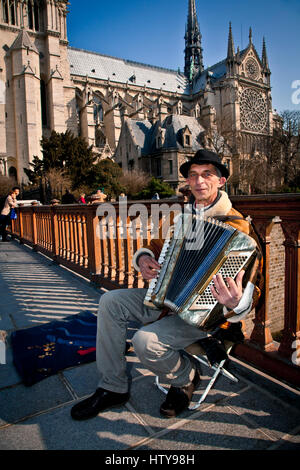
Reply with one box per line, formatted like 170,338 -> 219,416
11,194 -> 300,388
230,194 -> 300,387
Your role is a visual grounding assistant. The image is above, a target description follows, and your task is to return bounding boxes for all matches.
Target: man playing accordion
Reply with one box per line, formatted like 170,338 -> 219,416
71,149 -> 263,420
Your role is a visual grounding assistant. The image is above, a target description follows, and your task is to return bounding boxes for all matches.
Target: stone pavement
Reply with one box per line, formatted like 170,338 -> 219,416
0,240 -> 300,452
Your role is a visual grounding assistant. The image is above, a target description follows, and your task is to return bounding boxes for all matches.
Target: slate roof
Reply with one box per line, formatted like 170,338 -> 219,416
68,47 -> 190,94
126,114 -> 205,155
192,47 -> 251,94
126,119 -> 154,155
192,59 -> 227,94
161,114 -> 205,151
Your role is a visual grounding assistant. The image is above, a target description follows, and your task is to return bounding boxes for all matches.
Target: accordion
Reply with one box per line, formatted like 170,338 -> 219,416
144,213 -> 258,330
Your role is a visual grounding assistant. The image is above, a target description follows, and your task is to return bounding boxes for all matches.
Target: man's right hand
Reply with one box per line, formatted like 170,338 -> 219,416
138,255 -> 161,280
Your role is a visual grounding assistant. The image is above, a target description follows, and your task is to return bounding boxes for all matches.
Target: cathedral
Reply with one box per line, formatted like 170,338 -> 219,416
0,0 -> 281,193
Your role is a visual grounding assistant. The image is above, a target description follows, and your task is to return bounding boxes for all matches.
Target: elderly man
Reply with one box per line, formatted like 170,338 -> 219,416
0,186 -> 20,242
71,150 -> 262,420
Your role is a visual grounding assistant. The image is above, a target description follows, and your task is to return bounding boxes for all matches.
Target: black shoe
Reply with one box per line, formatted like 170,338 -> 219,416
196,336 -> 228,367
160,369 -> 201,418
71,388 -> 130,421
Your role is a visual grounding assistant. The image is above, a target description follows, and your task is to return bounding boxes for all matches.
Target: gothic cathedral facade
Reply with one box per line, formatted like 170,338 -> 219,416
0,0 -> 280,193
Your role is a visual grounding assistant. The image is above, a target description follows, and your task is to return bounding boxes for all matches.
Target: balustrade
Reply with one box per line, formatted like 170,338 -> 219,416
231,194 -> 300,386
10,194 -> 300,387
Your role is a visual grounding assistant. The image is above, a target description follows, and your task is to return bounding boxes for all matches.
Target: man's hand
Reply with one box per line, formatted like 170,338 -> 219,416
210,270 -> 245,310
138,255 -> 161,280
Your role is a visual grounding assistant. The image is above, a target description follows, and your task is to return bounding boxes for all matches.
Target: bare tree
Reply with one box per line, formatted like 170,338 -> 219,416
270,110 -> 300,190
119,169 -> 151,198
45,168 -> 72,200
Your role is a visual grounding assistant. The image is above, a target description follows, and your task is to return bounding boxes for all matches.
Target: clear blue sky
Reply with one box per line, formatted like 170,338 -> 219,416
67,0 -> 300,113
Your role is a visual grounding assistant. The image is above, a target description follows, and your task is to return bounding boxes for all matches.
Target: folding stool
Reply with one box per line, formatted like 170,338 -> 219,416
155,340 -> 238,410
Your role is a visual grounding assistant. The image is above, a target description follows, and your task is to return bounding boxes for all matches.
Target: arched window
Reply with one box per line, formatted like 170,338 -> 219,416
34,0 -> 39,31
8,166 -> 17,181
28,0 -> 33,29
195,103 -> 200,118
93,97 -> 103,124
2,0 -> 9,23
10,0 -> 16,25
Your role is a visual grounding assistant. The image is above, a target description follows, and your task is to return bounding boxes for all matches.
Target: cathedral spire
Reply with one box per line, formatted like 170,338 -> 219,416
227,22 -> 235,59
249,27 -> 253,45
226,22 -> 237,77
262,37 -> 269,69
184,0 -> 204,81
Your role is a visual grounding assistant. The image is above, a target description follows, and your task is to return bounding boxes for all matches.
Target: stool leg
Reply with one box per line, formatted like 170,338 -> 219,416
189,359 -> 226,410
155,376 -> 168,395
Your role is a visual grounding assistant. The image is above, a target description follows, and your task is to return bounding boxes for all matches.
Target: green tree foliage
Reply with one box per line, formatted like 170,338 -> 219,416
133,177 -> 175,200
24,131 -> 121,194
23,155 -> 44,185
91,159 -> 123,197
24,130 -> 97,188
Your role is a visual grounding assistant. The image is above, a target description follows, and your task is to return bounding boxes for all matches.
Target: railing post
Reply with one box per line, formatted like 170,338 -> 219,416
51,206 -> 59,262
86,208 -> 101,278
31,208 -> 38,250
249,216 -> 275,350
18,205 -> 24,244
124,214 -> 134,288
115,211 -> 124,285
278,219 -> 300,361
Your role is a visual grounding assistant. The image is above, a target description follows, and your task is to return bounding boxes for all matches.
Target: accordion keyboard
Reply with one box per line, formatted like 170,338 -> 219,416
143,237 -> 172,307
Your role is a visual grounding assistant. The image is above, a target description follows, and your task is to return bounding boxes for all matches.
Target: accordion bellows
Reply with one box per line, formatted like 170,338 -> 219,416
144,214 -> 257,330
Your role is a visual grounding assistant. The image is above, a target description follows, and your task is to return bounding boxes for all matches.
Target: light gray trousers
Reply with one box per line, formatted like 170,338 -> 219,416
96,288 -> 206,394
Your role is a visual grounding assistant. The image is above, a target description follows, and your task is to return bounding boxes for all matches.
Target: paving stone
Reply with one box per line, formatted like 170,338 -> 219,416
136,404 -> 275,450
224,385 -> 300,441
0,375 -> 73,426
0,402 -> 150,450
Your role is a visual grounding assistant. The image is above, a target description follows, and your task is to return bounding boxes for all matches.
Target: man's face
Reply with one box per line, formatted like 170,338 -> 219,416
186,163 -> 226,207
14,189 -> 20,197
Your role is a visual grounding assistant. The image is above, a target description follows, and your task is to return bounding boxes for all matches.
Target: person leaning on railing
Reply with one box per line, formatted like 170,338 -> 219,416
71,150 -> 263,421
0,186 -> 20,242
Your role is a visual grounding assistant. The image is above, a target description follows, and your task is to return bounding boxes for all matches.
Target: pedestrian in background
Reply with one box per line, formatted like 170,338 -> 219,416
61,189 -> 77,204
0,186 -> 20,242
78,193 -> 86,204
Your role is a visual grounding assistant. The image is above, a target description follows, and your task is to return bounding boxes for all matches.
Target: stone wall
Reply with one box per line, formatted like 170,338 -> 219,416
243,219 -> 285,339
268,221 -> 285,334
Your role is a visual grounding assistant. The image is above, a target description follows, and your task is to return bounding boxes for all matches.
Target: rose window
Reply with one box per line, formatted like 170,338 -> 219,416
239,88 -> 268,132
245,58 -> 259,80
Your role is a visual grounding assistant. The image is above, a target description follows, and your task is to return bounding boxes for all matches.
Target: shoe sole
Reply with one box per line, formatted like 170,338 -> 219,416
71,397 -> 130,421
160,409 -> 178,418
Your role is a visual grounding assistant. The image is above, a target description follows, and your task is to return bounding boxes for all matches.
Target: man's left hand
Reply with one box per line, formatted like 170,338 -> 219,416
210,270 -> 245,310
